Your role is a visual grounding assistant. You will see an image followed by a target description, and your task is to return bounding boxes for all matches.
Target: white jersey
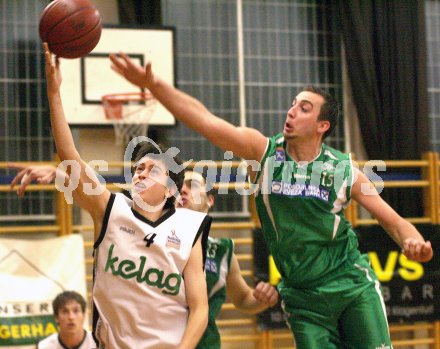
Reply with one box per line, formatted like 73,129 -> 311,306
92,193 -> 211,349
37,331 -> 96,349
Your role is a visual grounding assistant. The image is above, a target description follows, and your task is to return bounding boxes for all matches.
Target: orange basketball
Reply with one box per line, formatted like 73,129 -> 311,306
39,0 -> 102,59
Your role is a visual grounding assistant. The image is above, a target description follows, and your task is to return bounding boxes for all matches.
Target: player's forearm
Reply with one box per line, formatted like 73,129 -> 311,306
234,292 -> 270,315
391,218 -> 426,247
147,77 -> 257,158
147,77 -> 217,135
48,91 -> 81,162
177,305 -> 208,349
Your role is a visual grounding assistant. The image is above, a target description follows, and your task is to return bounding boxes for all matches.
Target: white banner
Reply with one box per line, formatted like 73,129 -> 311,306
0,234 -> 87,348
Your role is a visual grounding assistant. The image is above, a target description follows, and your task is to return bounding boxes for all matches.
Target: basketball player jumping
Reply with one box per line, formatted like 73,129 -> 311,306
10,168 -> 279,349
109,53 -> 433,349
43,43 -> 210,349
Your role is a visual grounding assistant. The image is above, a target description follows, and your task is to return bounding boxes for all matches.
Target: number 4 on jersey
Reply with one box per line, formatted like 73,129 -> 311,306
144,233 -> 157,247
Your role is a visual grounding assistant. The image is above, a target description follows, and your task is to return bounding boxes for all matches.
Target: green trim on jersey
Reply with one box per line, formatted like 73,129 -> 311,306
254,134 -> 359,288
196,237 -> 234,349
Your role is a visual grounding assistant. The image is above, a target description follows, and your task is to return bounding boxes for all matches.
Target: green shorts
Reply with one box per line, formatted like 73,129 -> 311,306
279,254 -> 393,349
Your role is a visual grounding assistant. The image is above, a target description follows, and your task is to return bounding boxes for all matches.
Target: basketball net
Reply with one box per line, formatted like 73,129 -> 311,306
101,92 -> 157,145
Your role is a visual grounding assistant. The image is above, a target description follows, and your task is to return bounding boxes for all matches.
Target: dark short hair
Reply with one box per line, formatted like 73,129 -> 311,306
133,143 -> 184,210
184,170 -> 216,198
302,85 -> 339,139
52,291 -> 86,316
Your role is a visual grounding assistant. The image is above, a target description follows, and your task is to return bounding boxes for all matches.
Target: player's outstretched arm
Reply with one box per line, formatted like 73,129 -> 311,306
351,169 -> 433,262
226,254 -> 278,314
109,53 -> 268,162
44,43 -> 110,229
180,238 -> 208,349
9,163 -> 59,197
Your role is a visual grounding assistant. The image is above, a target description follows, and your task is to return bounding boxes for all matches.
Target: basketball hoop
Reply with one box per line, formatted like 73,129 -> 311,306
102,92 -> 157,145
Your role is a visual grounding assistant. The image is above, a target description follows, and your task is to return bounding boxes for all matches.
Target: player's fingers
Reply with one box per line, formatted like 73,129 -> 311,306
109,55 -> 126,75
407,243 -> 417,259
110,64 -> 124,77
145,62 -> 152,74
45,50 -> 51,65
255,282 -> 272,302
21,171 -> 35,185
43,43 -> 52,62
10,169 -> 27,188
17,184 -> 27,197
118,51 -> 133,66
39,172 -> 55,184
121,53 -> 145,73
16,173 -> 36,196
112,52 -> 129,70
17,174 -> 33,196
261,283 -> 276,296
36,176 -> 46,184
403,239 -> 415,257
260,282 -> 272,295
405,240 -> 419,258
252,282 -> 263,299
420,241 -> 433,262
414,243 -> 423,258
267,288 -> 279,306
254,281 -> 267,292
411,241 -> 421,258
109,54 -> 124,69
45,51 -> 54,71
424,240 -> 432,253
262,286 -> 278,306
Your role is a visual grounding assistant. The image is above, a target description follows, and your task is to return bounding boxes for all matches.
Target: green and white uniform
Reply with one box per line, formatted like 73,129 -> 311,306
37,330 -> 96,349
196,237 -> 234,349
254,134 -> 392,349
93,193 -> 211,349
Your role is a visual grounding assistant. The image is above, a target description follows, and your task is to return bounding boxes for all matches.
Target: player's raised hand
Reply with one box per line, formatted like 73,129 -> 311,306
43,42 -> 62,94
109,52 -> 156,89
402,238 -> 433,263
8,164 -> 58,197
253,281 -> 279,308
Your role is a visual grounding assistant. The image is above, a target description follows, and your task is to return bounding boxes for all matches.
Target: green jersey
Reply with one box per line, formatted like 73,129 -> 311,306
254,134 -> 359,288
196,237 -> 234,349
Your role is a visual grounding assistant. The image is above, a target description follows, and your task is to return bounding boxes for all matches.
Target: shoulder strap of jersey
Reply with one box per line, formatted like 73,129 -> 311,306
226,238 -> 234,271
253,133 -> 283,184
93,193 -> 117,250
193,214 -> 212,269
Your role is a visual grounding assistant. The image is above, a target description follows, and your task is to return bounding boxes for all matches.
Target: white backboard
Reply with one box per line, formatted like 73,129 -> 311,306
59,26 -> 175,126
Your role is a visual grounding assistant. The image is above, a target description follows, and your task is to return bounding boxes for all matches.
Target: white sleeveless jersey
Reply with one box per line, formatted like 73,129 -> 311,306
92,193 -> 211,349
37,331 -> 96,349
